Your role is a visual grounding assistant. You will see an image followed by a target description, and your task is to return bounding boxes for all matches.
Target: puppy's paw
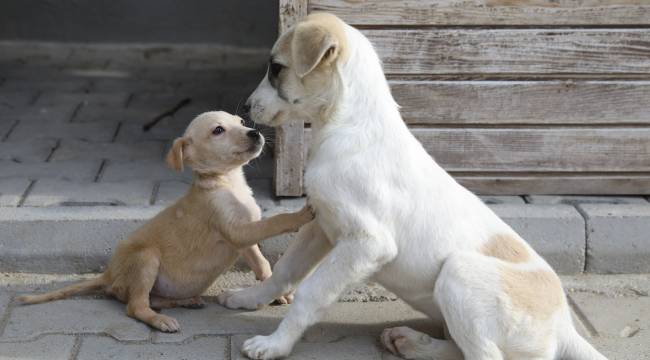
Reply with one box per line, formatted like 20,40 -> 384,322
151,314 -> 180,333
272,292 -> 294,306
288,205 -> 315,232
381,327 -> 433,359
242,335 -> 292,360
217,288 -> 264,310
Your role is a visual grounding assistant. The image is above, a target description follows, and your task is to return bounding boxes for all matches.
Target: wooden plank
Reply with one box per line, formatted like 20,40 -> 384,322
304,128 -> 650,172
275,0 -> 308,196
454,174 -> 650,195
363,29 -> 650,75
310,0 -> 650,26
391,81 -> 650,125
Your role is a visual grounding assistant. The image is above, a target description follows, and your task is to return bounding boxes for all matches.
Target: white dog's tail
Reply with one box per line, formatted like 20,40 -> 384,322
559,327 -> 608,360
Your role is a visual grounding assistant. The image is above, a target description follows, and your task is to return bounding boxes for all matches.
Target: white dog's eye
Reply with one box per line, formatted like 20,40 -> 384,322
240,119 -> 245,125
269,61 -> 284,78
212,126 -> 225,135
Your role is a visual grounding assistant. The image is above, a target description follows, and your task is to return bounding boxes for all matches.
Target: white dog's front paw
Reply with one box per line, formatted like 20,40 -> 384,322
217,288 -> 264,310
242,335 -> 292,360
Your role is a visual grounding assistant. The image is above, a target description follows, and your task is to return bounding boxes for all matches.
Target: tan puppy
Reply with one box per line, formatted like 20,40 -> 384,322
18,111 -> 314,332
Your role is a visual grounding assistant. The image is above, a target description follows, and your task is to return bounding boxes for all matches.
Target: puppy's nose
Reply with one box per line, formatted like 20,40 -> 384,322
247,129 -> 260,139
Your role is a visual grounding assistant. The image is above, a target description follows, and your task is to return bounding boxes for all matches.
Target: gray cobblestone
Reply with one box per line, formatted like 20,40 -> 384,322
525,195 -> 648,205
490,204 -> 586,274
2,104 -> 77,123
153,301 -> 430,344
1,299 -> 151,341
0,206 -> 160,273
581,204 -> 650,274
24,179 -> 154,207
0,92 -> 36,107
36,91 -> 129,107
0,178 -> 31,207
0,335 -> 77,359
78,336 -> 227,360
101,160 -> 191,182
51,139 -> 164,161
0,120 -> 17,140
115,122 -> 187,142
0,139 -> 57,162
231,335 -> 383,360
2,78 -> 91,92
154,180 -> 191,205
8,120 -> 118,142
73,105 -> 159,124
0,160 -> 101,181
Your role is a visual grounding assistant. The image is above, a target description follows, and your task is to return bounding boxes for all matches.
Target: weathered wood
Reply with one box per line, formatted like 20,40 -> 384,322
275,0 -> 308,196
391,81 -> 650,125
304,128 -> 650,172
454,174 -> 650,195
310,0 -> 650,26
363,29 -> 650,75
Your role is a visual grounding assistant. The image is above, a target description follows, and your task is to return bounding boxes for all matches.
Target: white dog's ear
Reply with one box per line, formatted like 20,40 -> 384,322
292,22 -> 340,78
166,137 -> 187,172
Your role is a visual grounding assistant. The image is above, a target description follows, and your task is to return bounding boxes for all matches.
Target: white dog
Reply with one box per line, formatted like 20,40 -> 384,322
218,13 -> 606,360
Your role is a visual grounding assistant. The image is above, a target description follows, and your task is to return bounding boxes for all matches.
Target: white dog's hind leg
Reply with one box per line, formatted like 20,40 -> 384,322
381,326 -> 462,360
217,221 -> 331,310
241,235 -> 397,359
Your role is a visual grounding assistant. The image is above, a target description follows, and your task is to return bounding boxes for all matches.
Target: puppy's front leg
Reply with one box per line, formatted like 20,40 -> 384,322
241,233 -> 397,359
221,206 -> 314,248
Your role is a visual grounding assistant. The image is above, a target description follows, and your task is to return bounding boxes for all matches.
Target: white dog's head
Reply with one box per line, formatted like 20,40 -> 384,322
166,111 -> 264,174
245,13 -> 349,126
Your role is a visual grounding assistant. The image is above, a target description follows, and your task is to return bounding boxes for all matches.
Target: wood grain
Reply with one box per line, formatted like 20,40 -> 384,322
363,29 -> 650,75
275,0 -> 308,196
454,174 -> 650,195
304,127 -> 650,172
390,80 -> 650,125
310,0 -> 650,26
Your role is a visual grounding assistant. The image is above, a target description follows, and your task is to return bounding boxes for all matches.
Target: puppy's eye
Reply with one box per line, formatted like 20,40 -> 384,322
240,119 -> 245,125
212,126 -> 225,135
269,62 -> 284,78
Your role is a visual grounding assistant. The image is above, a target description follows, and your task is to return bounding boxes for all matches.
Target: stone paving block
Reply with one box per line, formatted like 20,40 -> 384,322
101,160 -> 192,182
490,204 -> 586,274
0,120 -> 17,140
526,195 -> 648,205
36,91 -> 128,107
52,139 -> 164,161
154,180 -> 191,205
1,299 -> 151,341
24,179 -> 154,206
0,91 -> 36,107
243,151 -> 274,180
77,336 -> 227,360
479,195 -> 525,205
0,206 -> 161,273
73,104 -> 160,124
231,335 -> 384,360
0,139 -> 57,162
581,204 -> 650,273
0,335 -> 77,359
152,300 -> 431,343
0,292 -> 9,318
8,120 -> 118,142
89,78 -> 177,93
0,160 -> 101,181
249,178 -> 277,212
115,122 -> 187,142
590,334 -> 650,360
0,178 -> 30,207
2,78 -> 91,92
570,292 -> 650,338
1,104 -> 76,123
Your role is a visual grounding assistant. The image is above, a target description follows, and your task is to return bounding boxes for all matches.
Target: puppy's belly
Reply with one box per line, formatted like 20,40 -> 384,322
151,273 -> 212,299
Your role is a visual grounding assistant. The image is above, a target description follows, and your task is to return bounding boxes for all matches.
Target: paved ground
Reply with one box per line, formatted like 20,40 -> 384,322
0,272 -> 648,359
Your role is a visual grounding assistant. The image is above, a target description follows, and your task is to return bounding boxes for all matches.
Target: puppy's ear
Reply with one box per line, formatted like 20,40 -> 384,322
292,22 -> 340,78
166,137 -> 187,172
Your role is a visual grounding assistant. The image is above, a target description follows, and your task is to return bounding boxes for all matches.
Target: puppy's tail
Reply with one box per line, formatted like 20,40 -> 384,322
559,326 -> 608,360
17,275 -> 106,305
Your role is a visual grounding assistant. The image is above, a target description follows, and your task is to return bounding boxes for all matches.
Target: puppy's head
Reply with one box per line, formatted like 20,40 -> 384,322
166,111 -> 264,174
246,13 -> 349,126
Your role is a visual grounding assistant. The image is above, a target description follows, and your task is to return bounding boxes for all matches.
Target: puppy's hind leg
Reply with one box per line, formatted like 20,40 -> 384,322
150,295 -> 205,310
123,251 -> 180,332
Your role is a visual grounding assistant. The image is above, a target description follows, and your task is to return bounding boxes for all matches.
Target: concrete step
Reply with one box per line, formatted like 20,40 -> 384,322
2,200 -> 650,274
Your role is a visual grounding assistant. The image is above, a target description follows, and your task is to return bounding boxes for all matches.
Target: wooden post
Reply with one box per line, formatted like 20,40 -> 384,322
275,0 -> 308,196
